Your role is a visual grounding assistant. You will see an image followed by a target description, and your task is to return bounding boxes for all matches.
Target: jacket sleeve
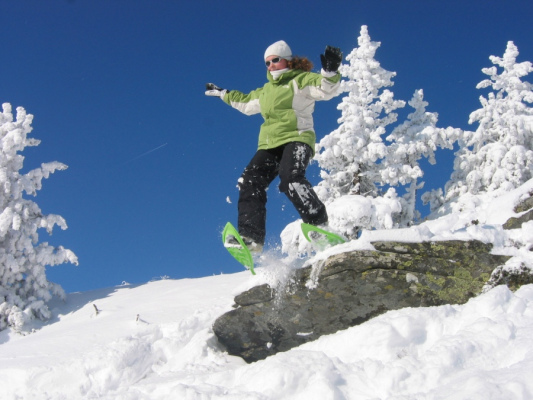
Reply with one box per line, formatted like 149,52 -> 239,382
295,71 -> 341,101
222,88 -> 262,116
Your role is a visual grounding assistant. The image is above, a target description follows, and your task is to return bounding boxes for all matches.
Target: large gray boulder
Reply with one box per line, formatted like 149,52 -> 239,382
213,240 -> 510,363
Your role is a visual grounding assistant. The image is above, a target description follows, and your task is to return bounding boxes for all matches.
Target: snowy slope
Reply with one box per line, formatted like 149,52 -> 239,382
1,182 -> 533,399
0,274 -> 532,399
0,274 -> 254,399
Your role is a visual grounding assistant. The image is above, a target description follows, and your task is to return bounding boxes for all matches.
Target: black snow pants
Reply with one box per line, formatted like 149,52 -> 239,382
237,142 -> 328,245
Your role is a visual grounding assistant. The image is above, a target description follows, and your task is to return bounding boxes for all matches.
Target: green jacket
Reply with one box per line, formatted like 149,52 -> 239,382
223,69 -> 341,154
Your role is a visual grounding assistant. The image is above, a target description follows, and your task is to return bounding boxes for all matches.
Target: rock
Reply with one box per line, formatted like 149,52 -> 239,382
488,264 -> 533,291
503,209 -> 533,229
514,192 -> 533,213
213,240 -> 510,363
503,191 -> 533,229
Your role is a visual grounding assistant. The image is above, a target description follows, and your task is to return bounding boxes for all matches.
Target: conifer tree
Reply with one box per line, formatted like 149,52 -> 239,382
382,90 -> 460,224
314,25 -> 405,203
0,103 -> 78,331
445,41 -> 533,200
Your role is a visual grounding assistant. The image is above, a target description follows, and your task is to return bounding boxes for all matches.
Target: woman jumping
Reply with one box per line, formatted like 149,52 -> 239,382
206,40 -> 342,252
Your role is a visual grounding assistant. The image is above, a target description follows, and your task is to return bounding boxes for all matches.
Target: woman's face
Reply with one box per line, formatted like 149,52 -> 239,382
266,55 -> 288,72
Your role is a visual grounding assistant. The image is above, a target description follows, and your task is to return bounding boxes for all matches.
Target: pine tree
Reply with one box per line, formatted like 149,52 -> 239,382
0,103 -> 78,332
382,89 -> 461,224
445,41 -> 533,200
314,25 -> 405,202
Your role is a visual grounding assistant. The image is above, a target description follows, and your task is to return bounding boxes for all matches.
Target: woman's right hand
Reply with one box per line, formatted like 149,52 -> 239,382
205,83 -> 228,98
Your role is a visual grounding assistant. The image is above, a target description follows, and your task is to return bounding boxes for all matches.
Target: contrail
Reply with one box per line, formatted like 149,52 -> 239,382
123,143 -> 168,165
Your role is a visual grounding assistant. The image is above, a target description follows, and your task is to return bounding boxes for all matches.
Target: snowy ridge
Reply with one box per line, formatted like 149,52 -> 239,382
0,274 -> 532,399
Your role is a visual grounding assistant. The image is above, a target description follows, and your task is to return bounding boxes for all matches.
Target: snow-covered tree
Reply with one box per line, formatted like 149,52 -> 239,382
382,89 -> 461,225
0,103 -> 78,332
445,41 -> 533,200
315,25 -> 405,202
294,25 -> 406,243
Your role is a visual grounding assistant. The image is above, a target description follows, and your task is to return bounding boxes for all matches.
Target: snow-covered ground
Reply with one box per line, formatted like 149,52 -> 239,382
1,182 -> 533,399
1,274 -> 532,399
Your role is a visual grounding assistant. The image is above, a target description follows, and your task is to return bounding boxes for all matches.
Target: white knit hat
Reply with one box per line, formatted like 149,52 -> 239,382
264,40 -> 292,61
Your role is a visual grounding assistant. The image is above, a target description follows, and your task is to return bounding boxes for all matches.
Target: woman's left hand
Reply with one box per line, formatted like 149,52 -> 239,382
320,46 -> 343,73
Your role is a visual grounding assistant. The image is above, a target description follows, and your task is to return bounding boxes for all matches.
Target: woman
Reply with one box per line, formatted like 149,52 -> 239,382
206,40 -> 342,252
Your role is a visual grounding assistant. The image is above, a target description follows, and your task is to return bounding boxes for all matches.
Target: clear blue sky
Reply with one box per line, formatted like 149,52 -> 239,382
2,0 -> 532,293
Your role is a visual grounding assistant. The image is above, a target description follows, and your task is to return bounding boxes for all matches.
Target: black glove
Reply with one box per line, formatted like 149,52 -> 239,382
320,46 -> 343,73
205,83 -> 228,98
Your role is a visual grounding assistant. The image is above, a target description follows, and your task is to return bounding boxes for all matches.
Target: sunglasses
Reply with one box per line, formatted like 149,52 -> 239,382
265,57 -> 283,67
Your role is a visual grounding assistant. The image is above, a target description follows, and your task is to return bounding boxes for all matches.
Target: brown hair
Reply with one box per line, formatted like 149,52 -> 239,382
288,56 -> 313,72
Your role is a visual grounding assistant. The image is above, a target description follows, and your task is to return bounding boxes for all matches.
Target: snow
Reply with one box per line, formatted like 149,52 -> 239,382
1,277 -> 532,399
1,179 -> 533,399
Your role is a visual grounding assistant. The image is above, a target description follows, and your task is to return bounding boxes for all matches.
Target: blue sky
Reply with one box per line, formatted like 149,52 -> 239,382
2,0 -> 532,293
